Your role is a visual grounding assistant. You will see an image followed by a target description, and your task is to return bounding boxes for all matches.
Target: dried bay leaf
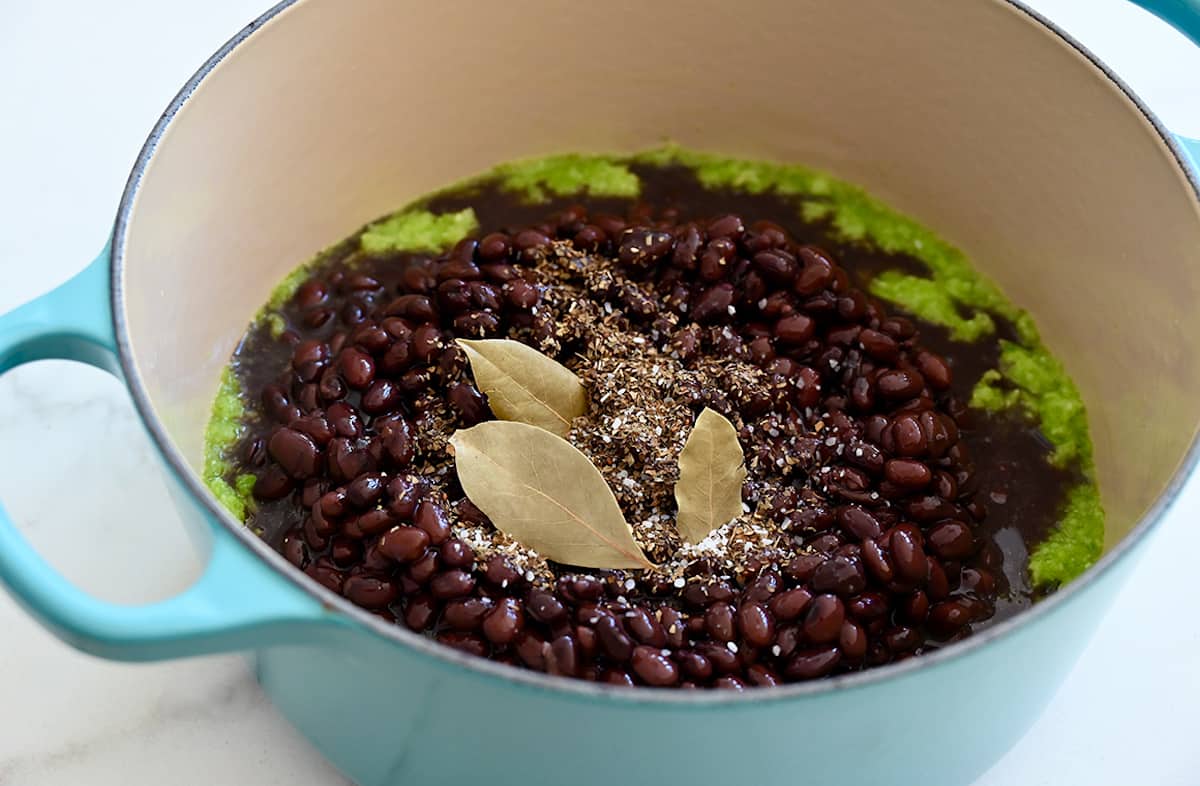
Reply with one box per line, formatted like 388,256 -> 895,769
456,338 -> 587,437
674,408 -> 748,544
451,421 -> 654,570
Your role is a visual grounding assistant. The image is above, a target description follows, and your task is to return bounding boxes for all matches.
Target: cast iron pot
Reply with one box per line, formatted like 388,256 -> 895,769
2,2 -> 1199,784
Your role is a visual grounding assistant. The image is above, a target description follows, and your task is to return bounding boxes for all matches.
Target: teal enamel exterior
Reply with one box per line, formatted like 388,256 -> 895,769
0,250 -> 336,661
0,3 -> 1197,783
257,539 -> 1148,786
1178,135 -> 1200,172
1132,0 -> 1200,44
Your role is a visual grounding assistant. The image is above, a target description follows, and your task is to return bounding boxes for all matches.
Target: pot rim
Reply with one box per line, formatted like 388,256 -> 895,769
109,0 -> 1200,706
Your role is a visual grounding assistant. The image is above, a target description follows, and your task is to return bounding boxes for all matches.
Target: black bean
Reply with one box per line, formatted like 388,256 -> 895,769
346,472 -> 387,508
747,664 -> 782,688
448,382 -> 489,425
343,576 -> 397,609
744,220 -> 788,252
767,588 -> 812,622
631,646 -> 679,686
398,367 -> 434,395
837,291 -> 868,321
527,591 -> 568,624
345,509 -> 394,538
811,555 -> 867,596
443,597 -> 494,631
859,328 -> 900,362
847,592 -> 890,621
774,314 -> 815,346
596,615 -> 634,662
691,283 -> 734,323
619,608 -> 663,647
785,647 -> 841,680
803,594 -> 845,644
506,280 -> 540,310
884,458 -> 932,489
737,602 -> 775,648
705,602 -> 736,642
861,538 -> 895,584
837,506 -> 882,541
752,249 -> 797,284
785,553 -> 824,583
385,294 -> 437,323
268,428 -> 321,479
745,571 -> 781,603
430,570 -> 475,599
482,598 -> 525,645
378,525 -> 429,563
481,263 -> 517,283
696,643 -> 739,672
677,650 -> 713,681
282,535 -> 310,569
884,626 -> 921,653
440,538 -> 475,570
403,593 -> 438,630
890,413 -> 928,457
453,310 -> 501,337
927,520 -> 976,559
439,258 -> 481,282
362,379 -> 401,414
916,350 -> 953,390
380,338 -> 415,375
877,369 -> 925,400
477,232 -> 512,261
437,278 -> 472,314
514,229 -> 553,261
906,495 -> 958,523
890,525 -> 929,584
794,246 -> 836,294
920,410 -> 959,459
386,475 -> 424,519
700,236 -> 734,283
927,557 -> 952,601
573,224 -> 606,251
546,634 -> 579,677
414,501 -> 451,544
672,224 -> 703,270
381,420 -> 415,468
411,324 -> 443,363
253,465 -> 293,500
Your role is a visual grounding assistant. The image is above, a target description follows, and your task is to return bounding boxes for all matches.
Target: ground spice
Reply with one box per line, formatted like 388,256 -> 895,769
441,241 -> 867,586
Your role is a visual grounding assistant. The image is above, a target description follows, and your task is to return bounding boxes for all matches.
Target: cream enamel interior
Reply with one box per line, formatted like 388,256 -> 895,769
120,0 -> 1200,553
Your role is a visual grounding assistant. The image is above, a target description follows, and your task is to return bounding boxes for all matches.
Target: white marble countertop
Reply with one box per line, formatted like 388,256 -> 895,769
1,2 -> 1199,784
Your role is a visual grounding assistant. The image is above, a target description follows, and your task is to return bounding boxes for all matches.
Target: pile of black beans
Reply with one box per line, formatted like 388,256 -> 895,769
237,204 -> 1000,689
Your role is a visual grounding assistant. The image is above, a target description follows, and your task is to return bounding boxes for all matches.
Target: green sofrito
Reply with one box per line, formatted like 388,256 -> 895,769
202,210 -> 485,516
202,147 -> 1103,589
203,367 -> 257,522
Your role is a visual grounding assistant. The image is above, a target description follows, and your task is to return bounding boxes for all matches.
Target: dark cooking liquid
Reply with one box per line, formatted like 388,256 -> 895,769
218,161 -> 1086,688
234,165 -> 1074,622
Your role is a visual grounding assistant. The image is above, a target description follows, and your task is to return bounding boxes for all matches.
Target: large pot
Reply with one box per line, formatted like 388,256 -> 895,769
2,2 -> 1199,784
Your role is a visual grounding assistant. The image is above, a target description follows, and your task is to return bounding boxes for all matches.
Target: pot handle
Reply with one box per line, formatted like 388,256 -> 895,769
1176,135 -> 1200,174
1128,0 -> 1200,46
0,249 -> 337,661
1125,2 -> 1200,171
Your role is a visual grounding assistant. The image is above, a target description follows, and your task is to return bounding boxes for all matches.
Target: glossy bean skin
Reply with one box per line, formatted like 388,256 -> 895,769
225,196 -> 1043,691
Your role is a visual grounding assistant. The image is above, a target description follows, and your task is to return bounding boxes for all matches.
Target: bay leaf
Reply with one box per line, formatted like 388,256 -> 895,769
456,338 -> 587,437
451,421 -> 654,570
674,408 -> 747,544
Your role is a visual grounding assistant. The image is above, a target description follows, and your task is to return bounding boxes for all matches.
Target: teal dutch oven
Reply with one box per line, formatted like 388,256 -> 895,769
2,1 -> 1199,784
